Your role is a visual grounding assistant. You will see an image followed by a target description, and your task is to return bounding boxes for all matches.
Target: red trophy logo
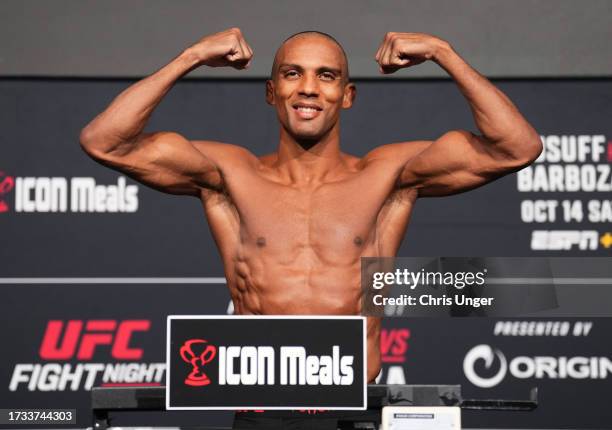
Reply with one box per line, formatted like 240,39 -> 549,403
0,171 -> 15,213
179,339 -> 217,386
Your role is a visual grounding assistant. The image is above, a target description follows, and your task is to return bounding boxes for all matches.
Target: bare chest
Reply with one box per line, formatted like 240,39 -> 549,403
203,167 -> 416,260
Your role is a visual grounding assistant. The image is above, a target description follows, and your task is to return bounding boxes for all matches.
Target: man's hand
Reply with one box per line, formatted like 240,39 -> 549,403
375,32 -> 449,74
187,27 -> 254,70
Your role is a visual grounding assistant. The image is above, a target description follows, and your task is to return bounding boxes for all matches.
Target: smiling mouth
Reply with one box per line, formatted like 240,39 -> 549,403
292,104 -> 322,119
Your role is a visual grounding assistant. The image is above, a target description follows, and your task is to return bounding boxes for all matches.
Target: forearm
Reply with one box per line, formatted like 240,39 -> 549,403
80,49 -> 200,154
433,43 -> 540,154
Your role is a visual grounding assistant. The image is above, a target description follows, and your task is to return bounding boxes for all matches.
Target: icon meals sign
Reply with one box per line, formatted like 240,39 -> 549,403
166,316 -> 367,410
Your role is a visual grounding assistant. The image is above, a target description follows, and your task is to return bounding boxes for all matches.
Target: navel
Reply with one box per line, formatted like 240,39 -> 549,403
353,236 -> 364,247
256,237 -> 266,247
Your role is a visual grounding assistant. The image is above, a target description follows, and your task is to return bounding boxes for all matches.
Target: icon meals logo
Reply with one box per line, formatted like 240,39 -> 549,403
168,317 -> 365,410
0,171 -> 15,212
180,339 -> 217,386
179,341 -> 355,387
0,169 -> 139,213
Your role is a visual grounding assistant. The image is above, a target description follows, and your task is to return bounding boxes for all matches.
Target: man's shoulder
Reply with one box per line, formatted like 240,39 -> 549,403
191,140 -> 260,166
363,140 -> 433,165
258,152 -> 278,166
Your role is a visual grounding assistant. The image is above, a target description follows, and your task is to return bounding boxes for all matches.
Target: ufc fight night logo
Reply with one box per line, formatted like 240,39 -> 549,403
40,320 -> 150,360
9,319 -> 165,392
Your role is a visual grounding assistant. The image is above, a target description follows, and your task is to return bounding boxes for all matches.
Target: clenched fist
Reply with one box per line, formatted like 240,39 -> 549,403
375,32 -> 449,74
188,27 -> 253,69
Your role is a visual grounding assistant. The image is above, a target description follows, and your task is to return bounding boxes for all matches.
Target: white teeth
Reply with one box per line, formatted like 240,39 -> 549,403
297,106 -> 317,112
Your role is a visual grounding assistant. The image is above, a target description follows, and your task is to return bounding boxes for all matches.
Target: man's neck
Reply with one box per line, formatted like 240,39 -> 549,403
275,126 -> 345,185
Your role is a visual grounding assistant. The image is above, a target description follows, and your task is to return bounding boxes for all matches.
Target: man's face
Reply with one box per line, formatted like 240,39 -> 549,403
267,35 -> 355,142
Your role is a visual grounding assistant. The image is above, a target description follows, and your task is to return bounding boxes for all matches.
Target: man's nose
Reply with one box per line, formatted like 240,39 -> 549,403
298,73 -> 319,97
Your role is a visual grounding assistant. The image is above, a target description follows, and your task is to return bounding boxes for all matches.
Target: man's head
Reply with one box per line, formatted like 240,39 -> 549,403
266,31 -> 356,145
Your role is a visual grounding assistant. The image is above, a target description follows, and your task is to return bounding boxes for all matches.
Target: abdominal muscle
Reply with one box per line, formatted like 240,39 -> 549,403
226,251 -> 382,383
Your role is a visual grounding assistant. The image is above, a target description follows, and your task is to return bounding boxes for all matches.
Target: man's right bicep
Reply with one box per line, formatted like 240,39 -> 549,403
92,131 -> 223,196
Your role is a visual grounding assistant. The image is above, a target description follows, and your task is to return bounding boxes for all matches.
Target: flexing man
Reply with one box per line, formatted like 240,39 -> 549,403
80,28 -> 541,384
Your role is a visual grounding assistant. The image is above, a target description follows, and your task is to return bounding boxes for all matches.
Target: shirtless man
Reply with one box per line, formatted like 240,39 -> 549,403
80,28 -> 542,384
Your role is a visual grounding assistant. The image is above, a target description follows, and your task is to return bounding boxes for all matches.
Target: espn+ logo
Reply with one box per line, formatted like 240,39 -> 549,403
179,339 -> 354,387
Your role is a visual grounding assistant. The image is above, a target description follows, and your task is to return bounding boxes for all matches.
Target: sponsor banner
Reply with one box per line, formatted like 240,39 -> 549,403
1,283 -> 611,428
0,172 -> 139,214
518,135 -> 612,252
362,257 -> 612,317
0,283 -> 231,429
10,319 -> 163,392
166,316 -> 366,410
462,319 -> 609,389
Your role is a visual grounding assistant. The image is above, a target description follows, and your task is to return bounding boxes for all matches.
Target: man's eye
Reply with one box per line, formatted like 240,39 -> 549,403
284,71 -> 299,78
320,73 -> 336,80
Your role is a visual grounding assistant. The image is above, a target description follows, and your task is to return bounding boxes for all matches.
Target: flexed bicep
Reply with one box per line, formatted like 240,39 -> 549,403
399,130 -> 528,197
85,131 -> 223,196
372,31 -> 542,197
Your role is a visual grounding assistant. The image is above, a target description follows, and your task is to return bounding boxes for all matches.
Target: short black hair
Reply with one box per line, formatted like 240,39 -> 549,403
270,30 -> 350,81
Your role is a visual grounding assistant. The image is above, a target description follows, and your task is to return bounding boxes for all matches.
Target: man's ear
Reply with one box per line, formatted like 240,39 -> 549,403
266,80 -> 275,105
342,83 -> 356,109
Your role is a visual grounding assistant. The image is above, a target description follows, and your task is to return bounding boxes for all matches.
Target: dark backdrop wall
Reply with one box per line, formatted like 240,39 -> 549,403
1,78 -> 611,428
1,0 -> 611,79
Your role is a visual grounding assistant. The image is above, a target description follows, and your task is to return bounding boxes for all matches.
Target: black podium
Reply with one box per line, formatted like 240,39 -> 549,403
91,384 -> 537,429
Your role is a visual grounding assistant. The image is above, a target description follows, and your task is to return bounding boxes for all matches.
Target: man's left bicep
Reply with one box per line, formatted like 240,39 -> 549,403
399,129 -> 512,197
